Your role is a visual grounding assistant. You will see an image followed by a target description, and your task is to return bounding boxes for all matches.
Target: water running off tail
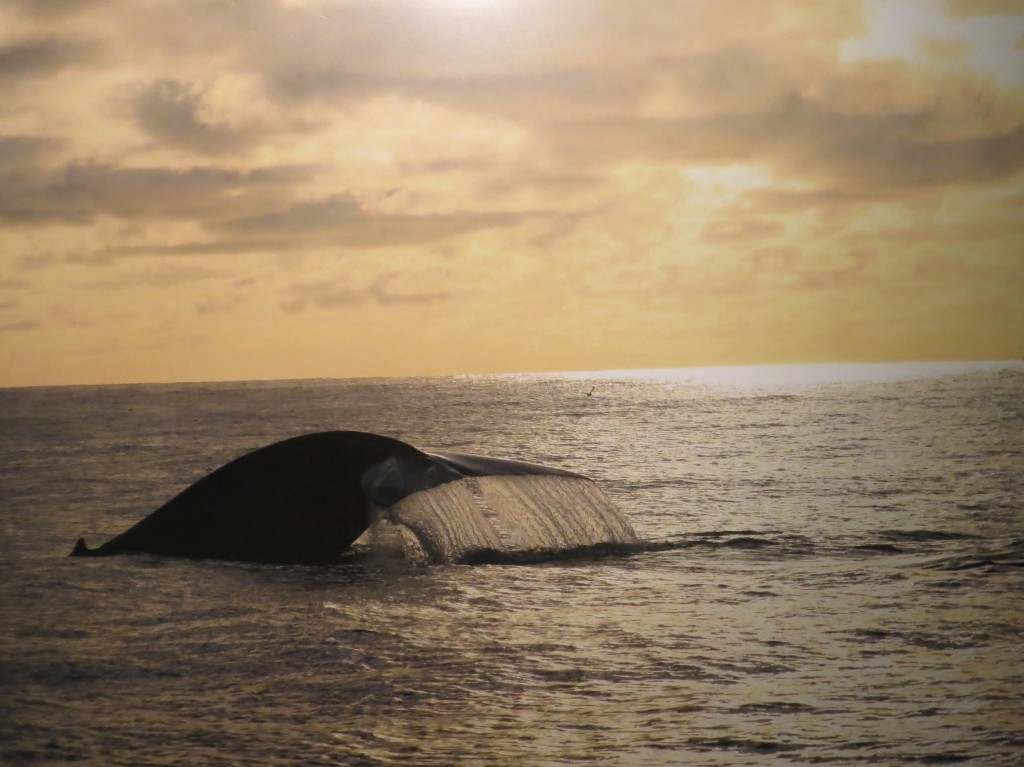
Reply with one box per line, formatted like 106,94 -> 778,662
364,474 -> 638,564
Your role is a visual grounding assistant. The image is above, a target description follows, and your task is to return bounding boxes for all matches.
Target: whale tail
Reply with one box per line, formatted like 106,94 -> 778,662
70,538 -> 97,557
66,431 -> 636,564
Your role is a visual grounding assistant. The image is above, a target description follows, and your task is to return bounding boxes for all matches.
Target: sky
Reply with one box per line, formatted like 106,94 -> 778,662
1,0 -> 1022,387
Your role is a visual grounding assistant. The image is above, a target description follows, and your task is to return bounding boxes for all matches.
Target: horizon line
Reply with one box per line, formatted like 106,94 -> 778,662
3,358 -> 1022,391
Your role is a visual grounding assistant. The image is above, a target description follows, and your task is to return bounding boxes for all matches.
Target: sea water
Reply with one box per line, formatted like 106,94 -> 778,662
1,362 -> 1022,765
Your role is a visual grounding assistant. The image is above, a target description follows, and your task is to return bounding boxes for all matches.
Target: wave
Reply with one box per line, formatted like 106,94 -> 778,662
879,529 -> 984,542
441,532 -> 1024,569
923,539 -> 1024,571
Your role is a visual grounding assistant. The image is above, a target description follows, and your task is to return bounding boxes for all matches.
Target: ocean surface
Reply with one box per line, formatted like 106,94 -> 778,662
1,361 -> 1022,766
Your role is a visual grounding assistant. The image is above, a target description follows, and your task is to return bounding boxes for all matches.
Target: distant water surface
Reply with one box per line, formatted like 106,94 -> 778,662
1,361 -> 1022,765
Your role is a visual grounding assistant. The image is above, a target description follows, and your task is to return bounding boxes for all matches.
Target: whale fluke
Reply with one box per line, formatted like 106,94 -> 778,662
70,430 -> 635,565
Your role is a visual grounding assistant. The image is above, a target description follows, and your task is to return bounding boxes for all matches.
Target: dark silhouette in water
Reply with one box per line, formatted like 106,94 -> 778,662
70,430 -> 598,564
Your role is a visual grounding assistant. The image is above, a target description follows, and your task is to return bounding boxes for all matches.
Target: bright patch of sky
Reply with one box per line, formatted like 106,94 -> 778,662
841,0 -> 1024,86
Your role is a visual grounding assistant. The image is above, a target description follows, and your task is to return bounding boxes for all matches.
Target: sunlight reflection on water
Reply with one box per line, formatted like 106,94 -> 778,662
520,360 -> 1024,389
1,361 -> 1022,765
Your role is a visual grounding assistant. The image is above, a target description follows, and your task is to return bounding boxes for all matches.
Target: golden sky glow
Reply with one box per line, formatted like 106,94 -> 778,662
1,0 -> 1022,386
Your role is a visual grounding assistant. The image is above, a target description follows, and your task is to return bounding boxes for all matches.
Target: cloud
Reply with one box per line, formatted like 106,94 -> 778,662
544,94 -> 1024,193
9,0 -> 101,19
737,186 -> 892,213
219,193 -> 537,247
0,161 -> 317,225
282,273 -> 452,314
67,238 -> 296,264
223,194 -> 363,231
6,2 -> 1016,229
77,266 -> 230,289
2,0 -> 1022,382
230,0 -> 870,144
195,294 -> 245,316
0,319 -> 42,333
794,250 -> 875,291
129,79 -> 261,156
0,136 -> 65,169
919,37 -> 969,62
700,218 -> 783,242
0,35 -> 99,82
944,0 -> 1024,17
15,252 -> 58,270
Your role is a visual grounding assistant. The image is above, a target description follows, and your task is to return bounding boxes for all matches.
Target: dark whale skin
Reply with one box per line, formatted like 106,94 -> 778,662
71,431 -> 424,564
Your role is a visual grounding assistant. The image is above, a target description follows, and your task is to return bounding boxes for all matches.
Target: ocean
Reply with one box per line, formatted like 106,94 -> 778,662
1,361 -> 1022,766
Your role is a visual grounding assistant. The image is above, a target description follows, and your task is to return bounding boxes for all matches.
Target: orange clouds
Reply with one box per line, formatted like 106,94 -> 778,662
0,0 -> 1021,385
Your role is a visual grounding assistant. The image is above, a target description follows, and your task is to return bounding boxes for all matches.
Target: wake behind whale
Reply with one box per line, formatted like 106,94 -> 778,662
71,430 -> 637,565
